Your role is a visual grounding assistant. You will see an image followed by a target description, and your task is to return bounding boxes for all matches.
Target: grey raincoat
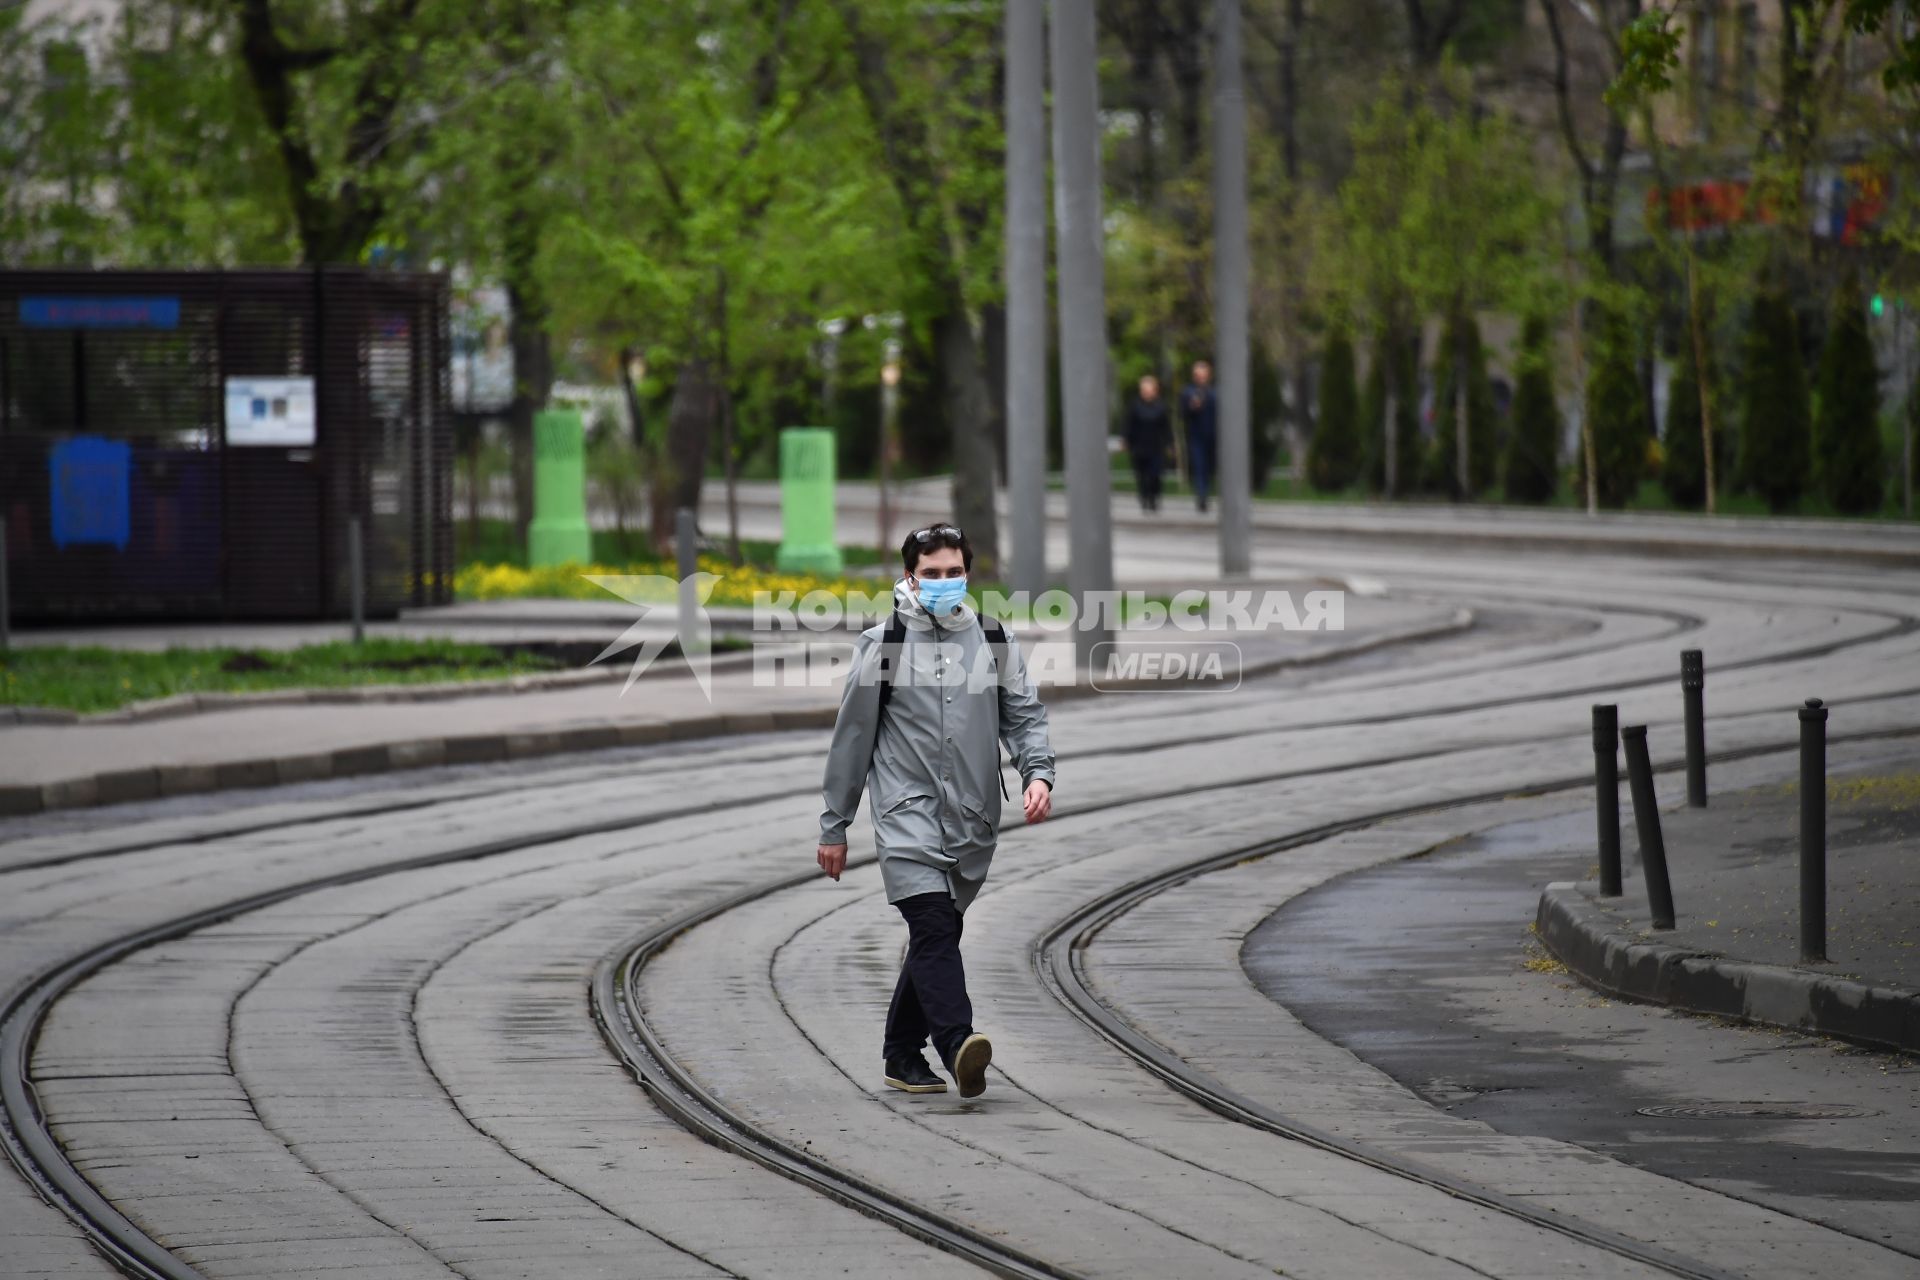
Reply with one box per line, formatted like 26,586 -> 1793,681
819,577 -> 1056,913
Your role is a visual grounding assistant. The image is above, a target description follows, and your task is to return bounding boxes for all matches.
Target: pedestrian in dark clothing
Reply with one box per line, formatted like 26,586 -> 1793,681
1124,374 -> 1174,512
1180,360 -> 1218,512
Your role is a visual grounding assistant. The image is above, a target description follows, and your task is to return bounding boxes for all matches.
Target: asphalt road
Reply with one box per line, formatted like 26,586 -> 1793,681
1242,759 -> 1920,1255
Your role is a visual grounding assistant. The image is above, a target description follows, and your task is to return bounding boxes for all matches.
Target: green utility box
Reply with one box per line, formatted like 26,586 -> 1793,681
775,427 -> 843,575
528,408 -> 593,566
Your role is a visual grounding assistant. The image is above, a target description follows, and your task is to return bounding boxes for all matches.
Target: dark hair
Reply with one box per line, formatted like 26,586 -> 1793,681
901,523 -> 972,574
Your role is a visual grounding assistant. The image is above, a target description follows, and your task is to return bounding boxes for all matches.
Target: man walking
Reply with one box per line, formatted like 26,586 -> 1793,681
1180,359 -> 1218,512
1124,373 -> 1174,512
816,524 -> 1056,1098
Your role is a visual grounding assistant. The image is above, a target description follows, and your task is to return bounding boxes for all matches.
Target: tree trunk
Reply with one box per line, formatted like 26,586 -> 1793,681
1453,305 -> 1471,499
660,357 -> 716,548
618,344 -> 647,448
935,303 -> 1001,573
505,281 -> 552,548
714,272 -> 743,567
1685,252 -> 1717,514
982,301 -> 1009,486
1281,0 -> 1309,486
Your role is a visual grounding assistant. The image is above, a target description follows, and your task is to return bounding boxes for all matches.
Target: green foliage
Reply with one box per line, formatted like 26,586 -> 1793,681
1661,339 -> 1716,509
1607,8 -> 1686,112
1,640 -> 559,715
1844,0 -> 1920,93
1426,309 -> 1498,497
1738,285 -> 1813,512
1584,308 -> 1649,509
1307,326 -> 1360,492
1813,275 -> 1886,514
1360,324 -> 1423,493
1504,316 -> 1560,503
1252,338 -> 1286,487
1321,67 -> 1564,502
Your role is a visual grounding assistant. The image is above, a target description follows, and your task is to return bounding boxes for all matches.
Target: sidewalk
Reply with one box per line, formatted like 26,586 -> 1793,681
1538,753 -> 1920,1053
0,587 -> 1462,815
697,477 -> 1920,567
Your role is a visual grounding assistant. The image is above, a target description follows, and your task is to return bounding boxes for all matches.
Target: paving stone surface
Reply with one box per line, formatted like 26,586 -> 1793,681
3,523 -> 1917,1279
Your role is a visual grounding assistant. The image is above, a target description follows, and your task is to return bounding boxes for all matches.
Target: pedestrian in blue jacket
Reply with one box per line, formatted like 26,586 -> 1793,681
1180,359 -> 1218,512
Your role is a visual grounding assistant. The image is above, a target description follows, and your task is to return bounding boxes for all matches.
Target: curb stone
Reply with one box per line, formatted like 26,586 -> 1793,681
0,706 -> 844,819
0,610 -> 1472,819
1536,881 -> 1920,1056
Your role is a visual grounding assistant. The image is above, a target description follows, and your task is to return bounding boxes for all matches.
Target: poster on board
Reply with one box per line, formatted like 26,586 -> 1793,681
224,376 -> 317,447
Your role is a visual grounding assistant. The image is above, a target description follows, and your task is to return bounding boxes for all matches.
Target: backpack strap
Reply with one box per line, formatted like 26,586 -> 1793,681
873,608 -> 908,735
872,611 -> 1016,801
980,616 -> 1011,800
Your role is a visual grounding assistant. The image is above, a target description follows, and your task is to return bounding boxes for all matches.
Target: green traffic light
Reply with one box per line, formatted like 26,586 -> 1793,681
1871,293 -> 1886,317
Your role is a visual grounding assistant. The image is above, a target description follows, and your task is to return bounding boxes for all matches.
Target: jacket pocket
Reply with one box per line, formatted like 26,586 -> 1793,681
957,795 -> 997,850
875,789 -> 942,857
881,786 -> 935,815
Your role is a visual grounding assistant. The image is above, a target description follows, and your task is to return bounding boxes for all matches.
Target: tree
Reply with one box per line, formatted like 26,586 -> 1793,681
1661,331 -> 1715,508
1428,309 -> 1497,497
223,0 -> 500,265
543,1 -> 893,551
1738,283 -> 1813,512
1814,274 -> 1886,514
1504,315 -> 1561,503
1329,70 -> 1560,499
831,0 -> 1006,570
1251,336 -> 1285,489
1307,324 -> 1360,491
1584,307 -> 1647,509
1359,322 -> 1423,494
1543,0 -> 1641,271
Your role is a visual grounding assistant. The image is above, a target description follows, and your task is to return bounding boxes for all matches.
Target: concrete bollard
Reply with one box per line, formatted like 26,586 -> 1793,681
1592,704 -> 1622,897
1621,725 -> 1677,930
1799,698 -> 1829,964
1682,649 -> 1707,807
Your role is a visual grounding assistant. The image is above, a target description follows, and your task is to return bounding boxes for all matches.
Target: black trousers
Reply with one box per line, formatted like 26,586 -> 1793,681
883,891 -> 974,1065
1132,456 -> 1164,510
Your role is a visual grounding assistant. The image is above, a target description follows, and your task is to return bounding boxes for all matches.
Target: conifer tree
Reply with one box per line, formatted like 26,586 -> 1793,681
1429,309 -> 1498,497
1308,326 -> 1361,492
1812,274 -> 1885,514
1738,284 -> 1813,512
1503,316 -> 1560,503
1584,308 -> 1648,509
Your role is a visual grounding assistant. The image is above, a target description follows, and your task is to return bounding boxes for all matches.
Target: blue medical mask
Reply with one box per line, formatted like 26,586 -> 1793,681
916,575 -> 969,616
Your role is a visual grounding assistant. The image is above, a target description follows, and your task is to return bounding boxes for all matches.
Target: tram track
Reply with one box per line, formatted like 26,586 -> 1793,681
596,721 -> 1920,1280
5,564 -> 1916,1279
6,580 -> 1902,880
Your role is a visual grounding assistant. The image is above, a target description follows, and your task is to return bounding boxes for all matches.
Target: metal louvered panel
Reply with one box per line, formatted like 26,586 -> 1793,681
0,268 -> 452,622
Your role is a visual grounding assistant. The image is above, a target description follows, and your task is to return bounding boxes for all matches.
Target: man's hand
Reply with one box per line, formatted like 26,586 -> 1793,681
1022,780 -> 1053,824
816,842 -> 848,881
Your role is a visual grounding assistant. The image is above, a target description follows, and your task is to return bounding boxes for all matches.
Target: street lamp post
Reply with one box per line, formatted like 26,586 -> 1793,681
1213,0 -> 1252,576
817,317 -> 847,417
1004,0 -> 1049,599
1050,0 -> 1115,664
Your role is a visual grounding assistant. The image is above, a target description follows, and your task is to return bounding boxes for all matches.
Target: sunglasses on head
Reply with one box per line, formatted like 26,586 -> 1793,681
910,524 -> 963,543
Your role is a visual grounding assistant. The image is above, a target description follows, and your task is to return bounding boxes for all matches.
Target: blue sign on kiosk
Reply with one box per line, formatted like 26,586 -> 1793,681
49,436 -> 132,550
20,296 -> 181,329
